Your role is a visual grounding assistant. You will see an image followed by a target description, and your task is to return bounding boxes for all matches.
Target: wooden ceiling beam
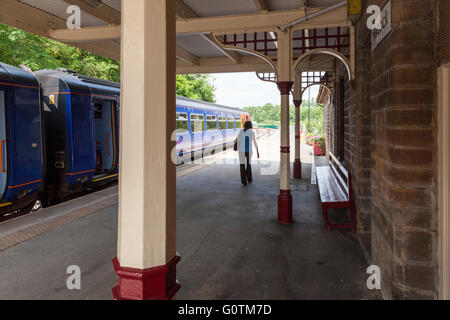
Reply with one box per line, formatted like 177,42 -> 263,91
176,45 -> 199,66
253,0 -> 269,13
176,0 -> 199,19
63,0 -> 121,24
45,6 -> 349,40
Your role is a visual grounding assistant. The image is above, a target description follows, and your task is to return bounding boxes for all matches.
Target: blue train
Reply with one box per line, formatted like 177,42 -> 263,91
0,62 -> 249,217
175,96 -> 250,163
36,68 -> 120,205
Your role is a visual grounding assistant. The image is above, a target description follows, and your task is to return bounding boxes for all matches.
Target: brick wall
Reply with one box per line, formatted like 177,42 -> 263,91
323,0 -> 440,299
332,2 -> 374,259
368,0 -> 438,299
438,0 -> 450,65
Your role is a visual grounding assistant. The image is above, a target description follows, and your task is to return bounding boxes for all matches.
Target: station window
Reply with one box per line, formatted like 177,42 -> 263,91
206,115 -> 217,130
176,112 -> 188,130
219,116 -> 227,130
190,114 -> 204,133
227,117 -> 235,129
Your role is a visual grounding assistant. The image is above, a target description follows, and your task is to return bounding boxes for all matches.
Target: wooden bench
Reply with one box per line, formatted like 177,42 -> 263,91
315,152 -> 356,232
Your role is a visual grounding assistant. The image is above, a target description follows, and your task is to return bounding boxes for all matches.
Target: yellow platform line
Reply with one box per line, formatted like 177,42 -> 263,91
0,202 -> 12,208
91,174 -> 118,183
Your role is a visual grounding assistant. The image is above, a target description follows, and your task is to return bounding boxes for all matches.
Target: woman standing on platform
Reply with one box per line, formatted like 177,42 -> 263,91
236,121 -> 260,186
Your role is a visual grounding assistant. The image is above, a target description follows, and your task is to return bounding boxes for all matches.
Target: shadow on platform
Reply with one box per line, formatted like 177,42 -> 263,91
0,160 -> 379,300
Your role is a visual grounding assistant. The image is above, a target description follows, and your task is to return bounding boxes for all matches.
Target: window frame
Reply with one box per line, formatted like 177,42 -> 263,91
176,112 -> 188,130
190,113 -> 205,133
206,115 -> 218,131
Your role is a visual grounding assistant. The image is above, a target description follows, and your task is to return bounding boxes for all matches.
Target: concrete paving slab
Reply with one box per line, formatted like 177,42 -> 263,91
0,129 -> 379,300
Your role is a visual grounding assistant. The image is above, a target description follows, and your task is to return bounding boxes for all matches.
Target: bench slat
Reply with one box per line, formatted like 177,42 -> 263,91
316,166 -> 348,203
329,162 -> 349,196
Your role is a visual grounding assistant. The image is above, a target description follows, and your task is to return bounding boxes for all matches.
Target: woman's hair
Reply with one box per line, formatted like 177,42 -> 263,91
244,121 -> 253,130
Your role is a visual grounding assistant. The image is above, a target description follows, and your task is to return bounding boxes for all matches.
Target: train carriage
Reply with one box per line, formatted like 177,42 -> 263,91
0,63 -> 248,216
0,63 -> 43,216
175,96 -> 249,164
35,69 -> 120,205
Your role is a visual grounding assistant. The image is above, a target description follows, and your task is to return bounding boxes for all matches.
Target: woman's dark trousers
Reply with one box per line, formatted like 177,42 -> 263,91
240,152 -> 252,185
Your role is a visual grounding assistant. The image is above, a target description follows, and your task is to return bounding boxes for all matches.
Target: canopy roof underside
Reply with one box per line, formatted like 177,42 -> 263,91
1,0 -> 352,75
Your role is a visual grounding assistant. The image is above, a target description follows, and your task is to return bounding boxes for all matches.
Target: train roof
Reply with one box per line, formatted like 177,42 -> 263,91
176,96 -> 247,115
35,68 -> 120,97
0,62 -> 40,88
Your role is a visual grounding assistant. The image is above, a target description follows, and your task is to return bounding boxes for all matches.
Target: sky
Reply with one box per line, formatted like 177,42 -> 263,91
211,72 -> 320,109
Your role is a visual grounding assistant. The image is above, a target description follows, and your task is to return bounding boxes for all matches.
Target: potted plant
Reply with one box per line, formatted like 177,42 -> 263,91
312,136 -> 325,156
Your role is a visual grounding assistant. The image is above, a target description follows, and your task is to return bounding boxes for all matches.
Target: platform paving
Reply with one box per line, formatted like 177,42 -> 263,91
0,130 -> 379,300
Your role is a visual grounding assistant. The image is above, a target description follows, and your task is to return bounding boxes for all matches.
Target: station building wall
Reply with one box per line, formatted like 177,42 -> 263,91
324,0 -> 444,299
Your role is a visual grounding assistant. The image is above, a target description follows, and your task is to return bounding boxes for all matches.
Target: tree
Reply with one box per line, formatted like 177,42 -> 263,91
0,24 -> 217,103
176,74 -> 216,103
0,24 -> 120,82
243,102 -> 324,133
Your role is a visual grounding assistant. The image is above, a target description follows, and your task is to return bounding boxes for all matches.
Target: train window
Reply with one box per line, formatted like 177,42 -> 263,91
227,117 -> 235,129
190,114 -> 204,133
219,116 -> 227,130
176,113 -> 188,130
206,115 -> 217,130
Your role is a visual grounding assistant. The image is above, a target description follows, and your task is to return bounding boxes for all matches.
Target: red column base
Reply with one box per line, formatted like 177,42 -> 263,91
112,253 -> 181,300
293,159 -> 302,179
278,190 -> 293,224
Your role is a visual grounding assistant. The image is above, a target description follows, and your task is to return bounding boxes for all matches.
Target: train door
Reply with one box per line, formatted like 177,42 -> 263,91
93,100 -> 116,175
0,90 -> 7,198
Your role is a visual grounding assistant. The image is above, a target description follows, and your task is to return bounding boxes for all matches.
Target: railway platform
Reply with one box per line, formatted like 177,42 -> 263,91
0,130 -> 379,300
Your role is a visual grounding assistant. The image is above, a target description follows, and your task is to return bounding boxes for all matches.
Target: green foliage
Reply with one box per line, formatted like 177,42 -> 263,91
0,24 -> 120,82
0,24 -> 217,103
243,99 -> 324,134
176,74 -> 216,103
300,99 -> 324,134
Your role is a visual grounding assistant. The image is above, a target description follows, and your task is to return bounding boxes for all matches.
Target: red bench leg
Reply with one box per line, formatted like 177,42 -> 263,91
322,206 -> 331,230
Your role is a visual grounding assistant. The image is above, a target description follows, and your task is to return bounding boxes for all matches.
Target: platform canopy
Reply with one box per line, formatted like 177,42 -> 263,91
1,0 -> 354,75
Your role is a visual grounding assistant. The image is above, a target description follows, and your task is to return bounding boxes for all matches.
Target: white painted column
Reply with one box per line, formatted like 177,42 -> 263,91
293,73 -> 302,179
113,0 -> 179,300
276,30 -> 293,224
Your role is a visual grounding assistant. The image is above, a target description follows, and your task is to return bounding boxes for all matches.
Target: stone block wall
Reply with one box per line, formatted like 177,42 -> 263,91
367,0 -> 438,299
324,0 -> 440,298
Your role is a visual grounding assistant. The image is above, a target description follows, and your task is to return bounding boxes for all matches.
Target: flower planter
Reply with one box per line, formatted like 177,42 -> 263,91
313,141 -> 325,156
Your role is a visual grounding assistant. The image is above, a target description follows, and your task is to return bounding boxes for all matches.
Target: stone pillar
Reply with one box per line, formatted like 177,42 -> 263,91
293,74 -> 302,179
112,0 -> 179,300
276,31 -> 293,224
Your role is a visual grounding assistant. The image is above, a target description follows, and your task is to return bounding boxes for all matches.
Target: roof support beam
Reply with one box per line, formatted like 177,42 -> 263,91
47,25 -> 121,42
178,6 -> 349,34
63,0 -> 121,24
200,34 -> 241,64
253,0 -> 269,12
175,0 -> 240,65
176,45 -> 199,66
176,0 -> 199,19
46,6 -> 349,41
176,56 -> 271,74
253,0 -> 276,46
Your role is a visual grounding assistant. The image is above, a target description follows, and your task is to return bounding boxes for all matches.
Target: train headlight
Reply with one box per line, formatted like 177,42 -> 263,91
80,176 -> 89,183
